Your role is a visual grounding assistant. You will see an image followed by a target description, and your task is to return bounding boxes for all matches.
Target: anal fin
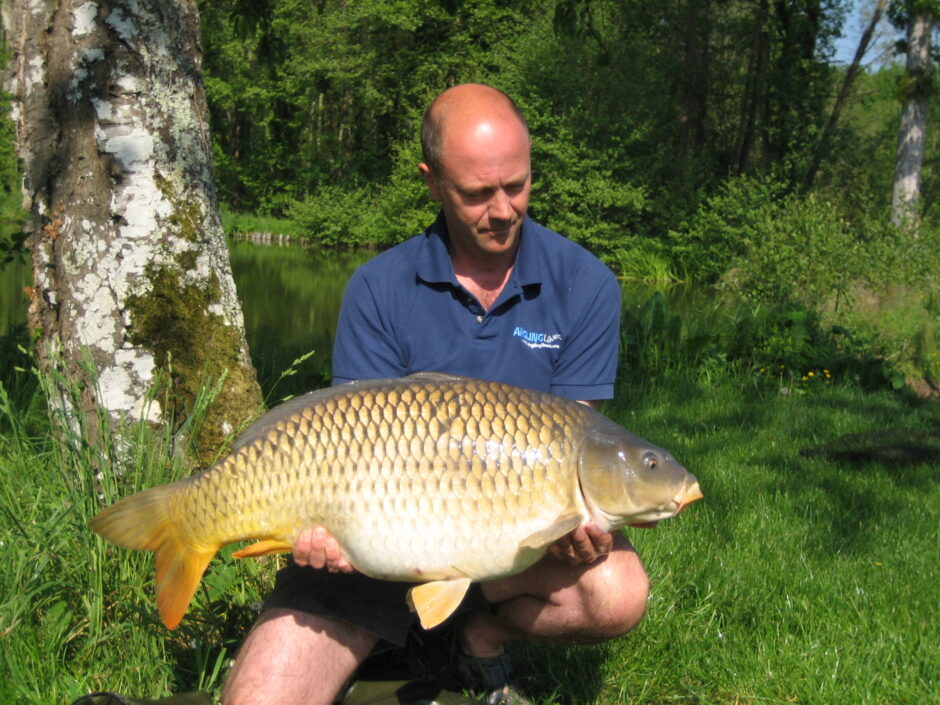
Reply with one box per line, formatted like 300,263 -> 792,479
406,578 -> 473,629
232,539 -> 293,559
519,513 -> 583,549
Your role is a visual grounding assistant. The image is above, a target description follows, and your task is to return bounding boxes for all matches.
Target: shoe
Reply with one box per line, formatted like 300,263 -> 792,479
453,652 -> 534,705
479,683 -> 534,705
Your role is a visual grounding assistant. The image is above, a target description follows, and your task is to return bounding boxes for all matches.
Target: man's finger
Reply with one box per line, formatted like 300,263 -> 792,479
549,535 -> 578,564
583,524 -> 614,556
292,528 -> 314,567
568,527 -> 597,562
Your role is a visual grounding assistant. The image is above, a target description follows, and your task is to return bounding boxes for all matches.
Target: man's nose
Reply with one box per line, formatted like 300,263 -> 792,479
489,189 -> 514,222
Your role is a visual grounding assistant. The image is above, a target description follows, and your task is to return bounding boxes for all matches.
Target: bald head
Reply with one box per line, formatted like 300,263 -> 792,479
421,84 -> 530,177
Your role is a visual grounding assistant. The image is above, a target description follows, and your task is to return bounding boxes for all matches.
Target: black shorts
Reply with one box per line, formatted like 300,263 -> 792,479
263,560 -> 489,648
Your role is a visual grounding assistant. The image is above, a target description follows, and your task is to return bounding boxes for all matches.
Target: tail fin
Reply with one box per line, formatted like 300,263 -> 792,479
89,483 -> 217,629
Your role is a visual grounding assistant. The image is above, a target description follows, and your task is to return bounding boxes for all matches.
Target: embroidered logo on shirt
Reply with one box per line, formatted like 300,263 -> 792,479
513,326 -> 563,349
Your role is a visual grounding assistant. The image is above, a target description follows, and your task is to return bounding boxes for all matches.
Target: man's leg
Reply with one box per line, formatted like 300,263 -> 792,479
222,607 -> 379,705
464,534 -> 648,657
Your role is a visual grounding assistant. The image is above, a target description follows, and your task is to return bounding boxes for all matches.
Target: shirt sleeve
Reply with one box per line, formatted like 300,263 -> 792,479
331,269 -> 407,384
550,262 -> 621,401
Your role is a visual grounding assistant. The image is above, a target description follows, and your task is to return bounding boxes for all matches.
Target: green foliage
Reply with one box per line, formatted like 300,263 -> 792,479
0,326 -> 39,429
0,87 -> 26,263
617,287 -> 903,397
668,177 -> 788,283
199,0 -> 524,214
197,0 -> 856,247
220,207 -> 303,239
726,191 -> 859,308
670,175 -> 857,303
610,239 -> 679,284
672,174 -> 940,306
286,161 -> 439,249
528,130 -> 650,263
288,184 -> 381,248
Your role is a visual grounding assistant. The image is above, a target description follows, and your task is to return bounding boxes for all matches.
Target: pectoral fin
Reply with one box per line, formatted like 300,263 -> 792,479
519,513 -> 583,549
406,578 -> 473,629
232,539 -> 293,559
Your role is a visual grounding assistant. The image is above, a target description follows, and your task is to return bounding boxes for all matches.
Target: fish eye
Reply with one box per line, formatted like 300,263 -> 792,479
642,451 -> 660,471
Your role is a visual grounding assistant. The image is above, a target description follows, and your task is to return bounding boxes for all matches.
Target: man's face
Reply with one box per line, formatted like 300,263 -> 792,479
421,118 -> 531,261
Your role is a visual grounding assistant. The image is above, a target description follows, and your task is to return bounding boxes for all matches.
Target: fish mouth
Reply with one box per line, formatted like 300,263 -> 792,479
675,481 -> 703,514
627,481 -> 703,526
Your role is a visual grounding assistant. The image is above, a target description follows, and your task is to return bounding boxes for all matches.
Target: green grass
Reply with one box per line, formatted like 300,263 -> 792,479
515,379 -> 939,704
0,371 -> 276,702
219,206 -> 302,239
0,369 -> 937,704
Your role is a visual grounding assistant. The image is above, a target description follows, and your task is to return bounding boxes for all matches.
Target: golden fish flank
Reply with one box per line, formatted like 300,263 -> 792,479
89,373 -> 702,630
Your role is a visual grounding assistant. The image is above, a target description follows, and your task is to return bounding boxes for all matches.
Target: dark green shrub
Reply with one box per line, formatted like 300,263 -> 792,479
617,290 -> 899,397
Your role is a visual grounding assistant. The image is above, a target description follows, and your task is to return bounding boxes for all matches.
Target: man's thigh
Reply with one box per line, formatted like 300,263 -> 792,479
223,608 -> 379,705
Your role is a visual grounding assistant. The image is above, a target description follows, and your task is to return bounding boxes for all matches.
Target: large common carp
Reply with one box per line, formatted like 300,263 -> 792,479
90,373 -> 702,630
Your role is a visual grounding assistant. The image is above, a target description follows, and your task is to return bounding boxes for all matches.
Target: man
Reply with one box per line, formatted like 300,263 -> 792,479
223,84 -> 650,705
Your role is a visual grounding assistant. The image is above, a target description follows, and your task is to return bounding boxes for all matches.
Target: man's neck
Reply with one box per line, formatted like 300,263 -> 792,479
451,248 -> 517,312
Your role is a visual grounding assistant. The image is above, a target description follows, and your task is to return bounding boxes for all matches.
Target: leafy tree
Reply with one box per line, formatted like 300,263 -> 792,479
195,0 -> 884,261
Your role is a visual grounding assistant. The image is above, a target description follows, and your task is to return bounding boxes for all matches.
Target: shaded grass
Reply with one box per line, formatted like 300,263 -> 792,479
0,368 -> 937,703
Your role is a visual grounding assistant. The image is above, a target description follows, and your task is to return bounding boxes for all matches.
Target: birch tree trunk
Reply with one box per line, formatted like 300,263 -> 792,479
891,10 -> 933,229
3,0 -> 262,461
803,0 -> 887,189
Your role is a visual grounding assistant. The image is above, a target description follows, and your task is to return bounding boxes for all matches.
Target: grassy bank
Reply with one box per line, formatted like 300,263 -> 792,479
1,360 -> 937,704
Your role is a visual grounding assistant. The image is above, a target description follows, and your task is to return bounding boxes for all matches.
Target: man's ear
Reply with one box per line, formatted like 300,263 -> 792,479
419,162 -> 442,202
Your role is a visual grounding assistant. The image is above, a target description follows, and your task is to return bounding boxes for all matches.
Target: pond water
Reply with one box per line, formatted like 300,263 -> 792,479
227,239 -> 372,392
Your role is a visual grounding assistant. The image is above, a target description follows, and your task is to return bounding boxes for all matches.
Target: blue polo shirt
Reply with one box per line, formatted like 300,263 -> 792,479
332,213 -> 620,400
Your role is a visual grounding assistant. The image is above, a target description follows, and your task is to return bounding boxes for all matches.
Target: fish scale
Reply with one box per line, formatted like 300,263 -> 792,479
90,372 -> 702,630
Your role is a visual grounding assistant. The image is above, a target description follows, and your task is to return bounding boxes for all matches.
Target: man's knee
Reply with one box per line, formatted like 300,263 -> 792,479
579,545 -> 650,641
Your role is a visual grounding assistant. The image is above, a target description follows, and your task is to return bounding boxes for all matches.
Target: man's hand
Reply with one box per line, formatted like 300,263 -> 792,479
548,523 -> 615,565
292,526 -> 355,573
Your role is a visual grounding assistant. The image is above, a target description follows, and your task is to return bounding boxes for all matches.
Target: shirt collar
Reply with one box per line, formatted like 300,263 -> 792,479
416,211 -> 542,288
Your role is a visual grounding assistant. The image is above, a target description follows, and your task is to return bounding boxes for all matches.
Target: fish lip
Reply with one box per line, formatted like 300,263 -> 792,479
630,481 -> 703,525
675,481 -> 703,514
626,501 -> 680,526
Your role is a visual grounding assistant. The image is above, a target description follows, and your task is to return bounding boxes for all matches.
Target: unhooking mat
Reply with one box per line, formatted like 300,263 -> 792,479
70,679 -> 477,705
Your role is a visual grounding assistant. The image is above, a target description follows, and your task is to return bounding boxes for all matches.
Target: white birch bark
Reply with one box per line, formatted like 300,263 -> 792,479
891,11 -> 933,229
2,0 -> 261,456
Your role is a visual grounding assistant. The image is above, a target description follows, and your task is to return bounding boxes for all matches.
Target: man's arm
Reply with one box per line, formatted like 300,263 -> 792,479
331,268 -> 407,383
550,264 -> 622,563
550,278 -> 620,399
